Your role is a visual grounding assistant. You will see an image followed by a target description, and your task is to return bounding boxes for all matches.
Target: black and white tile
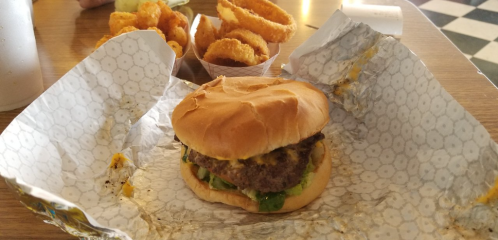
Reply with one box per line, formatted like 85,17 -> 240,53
408,0 -> 498,86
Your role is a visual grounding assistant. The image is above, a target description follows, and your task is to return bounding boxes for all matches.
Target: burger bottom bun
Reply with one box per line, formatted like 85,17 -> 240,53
179,141 -> 332,213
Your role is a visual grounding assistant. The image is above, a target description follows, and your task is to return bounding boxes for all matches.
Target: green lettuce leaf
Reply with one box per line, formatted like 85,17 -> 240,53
285,183 -> 303,196
257,191 -> 286,212
182,145 -> 189,163
197,166 -> 210,182
209,173 -> 237,190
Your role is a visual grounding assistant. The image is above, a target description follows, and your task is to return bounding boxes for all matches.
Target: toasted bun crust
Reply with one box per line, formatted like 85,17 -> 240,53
172,76 -> 330,160
180,142 -> 331,213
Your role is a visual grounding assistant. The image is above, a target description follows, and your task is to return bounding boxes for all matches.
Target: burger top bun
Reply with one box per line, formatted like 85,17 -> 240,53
172,76 -> 330,160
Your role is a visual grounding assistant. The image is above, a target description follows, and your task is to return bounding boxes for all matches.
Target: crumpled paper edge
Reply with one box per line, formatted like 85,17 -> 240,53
0,30 -> 180,239
5,177 -> 130,239
279,10 -> 498,240
284,10 -> 394,120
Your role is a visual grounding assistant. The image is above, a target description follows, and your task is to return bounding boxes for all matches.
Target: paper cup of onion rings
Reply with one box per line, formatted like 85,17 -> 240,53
190,14 -> 280,79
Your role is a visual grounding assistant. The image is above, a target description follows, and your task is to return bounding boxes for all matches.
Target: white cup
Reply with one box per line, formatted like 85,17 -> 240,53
0,0 -> 44,112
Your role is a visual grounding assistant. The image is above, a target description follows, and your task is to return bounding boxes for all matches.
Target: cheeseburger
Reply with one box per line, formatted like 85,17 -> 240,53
172,76 -> 331,213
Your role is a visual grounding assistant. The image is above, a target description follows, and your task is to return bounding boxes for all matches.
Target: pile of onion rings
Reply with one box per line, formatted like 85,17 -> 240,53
194,0 -> 295,67
96,1 -> 188,58
216,0 -> 297,43
195,14 -> 270,67
204,39 -> 267,66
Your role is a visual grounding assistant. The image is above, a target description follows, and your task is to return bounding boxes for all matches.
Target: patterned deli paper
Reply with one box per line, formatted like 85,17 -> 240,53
1,10 -> 498,240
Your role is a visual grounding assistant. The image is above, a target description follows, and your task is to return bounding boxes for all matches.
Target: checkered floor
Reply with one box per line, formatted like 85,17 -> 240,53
408,0 -> 498,87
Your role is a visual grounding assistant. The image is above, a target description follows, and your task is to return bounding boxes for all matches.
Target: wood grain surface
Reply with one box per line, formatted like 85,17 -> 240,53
0,0 -> 496,239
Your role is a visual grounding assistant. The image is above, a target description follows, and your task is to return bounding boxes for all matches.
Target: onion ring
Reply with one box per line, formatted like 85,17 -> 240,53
195,15 -> 218,57
216,0 -> 296,43
217,20 -> 238,38
224,28 -> 269,57
203,39 -> 265,66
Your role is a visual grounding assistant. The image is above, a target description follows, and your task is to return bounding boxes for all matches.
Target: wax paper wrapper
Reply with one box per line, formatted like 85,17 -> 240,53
281,10 -> 498,239
1,10 -> 498,240
190,14 -> 280,79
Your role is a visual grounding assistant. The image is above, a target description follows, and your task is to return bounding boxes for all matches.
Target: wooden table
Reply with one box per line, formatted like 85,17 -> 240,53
1,0 -> 496,239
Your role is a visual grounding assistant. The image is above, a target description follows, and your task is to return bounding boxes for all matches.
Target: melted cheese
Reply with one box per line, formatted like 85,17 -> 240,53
477,177 -> 498,204
252,154 -> 277,166
335,46 -> 379,96
122,179 -> 134,197
333,82 -> 351,96
311,141 -> 325,166
229,159 -> 244,169
242,148 -> 299,166
348,64 -> 362,82
109,153 -> 128,169
285,148 -> 299,162
347,46 -> 378,82
181,145 -> 192,163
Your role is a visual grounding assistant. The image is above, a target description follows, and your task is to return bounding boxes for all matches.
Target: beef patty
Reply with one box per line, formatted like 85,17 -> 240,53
187,132 -> 325,193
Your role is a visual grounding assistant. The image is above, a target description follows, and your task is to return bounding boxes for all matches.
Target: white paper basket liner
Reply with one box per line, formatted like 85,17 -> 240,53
1,10 -> 498,240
